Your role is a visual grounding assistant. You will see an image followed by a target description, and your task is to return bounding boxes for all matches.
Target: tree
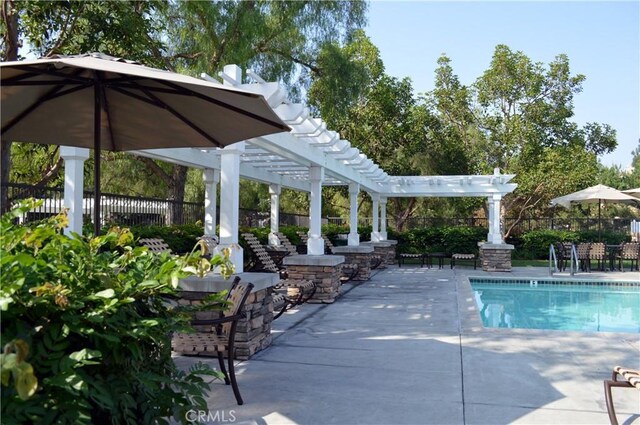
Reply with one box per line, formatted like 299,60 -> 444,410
2,1 -> 368,223
428,46 -> 617,238
1,0 -> 168,212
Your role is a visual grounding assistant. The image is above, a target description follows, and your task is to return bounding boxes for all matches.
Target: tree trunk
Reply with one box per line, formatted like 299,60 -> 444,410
1,0 -> 19,213
392,197 -> 416,232
167,165 -> 187,225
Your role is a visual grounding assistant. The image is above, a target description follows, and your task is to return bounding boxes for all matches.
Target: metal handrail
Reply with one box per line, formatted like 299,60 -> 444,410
548,244 -> 558,276
569,244 -> 579,276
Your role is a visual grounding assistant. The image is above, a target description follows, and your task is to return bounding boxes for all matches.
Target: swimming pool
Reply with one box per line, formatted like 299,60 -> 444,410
469,278 -> 640,333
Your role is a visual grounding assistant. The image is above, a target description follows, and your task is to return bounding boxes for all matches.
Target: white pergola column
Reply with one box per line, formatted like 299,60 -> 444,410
218,142 -> 244,272
307,166 -> 325,255
370,193 -> 381,242
380,196 -> 388,240
203,168 -> 219,237
268,184 -> 281,246
487,198 -> 495,243
61,146 -> 90,236
489,194 -> 503,244
348,183 -> 360,246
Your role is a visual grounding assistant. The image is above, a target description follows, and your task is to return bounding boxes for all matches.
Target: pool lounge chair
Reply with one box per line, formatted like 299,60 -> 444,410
241,233 -> 316,318
604,366 -> 640,425
139,237 -> 172,254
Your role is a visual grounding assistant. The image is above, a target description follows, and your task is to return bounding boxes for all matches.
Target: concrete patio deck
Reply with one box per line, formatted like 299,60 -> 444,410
174,266 -> 640,425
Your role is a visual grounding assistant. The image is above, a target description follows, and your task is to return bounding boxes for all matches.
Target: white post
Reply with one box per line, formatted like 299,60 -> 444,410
307,166 -> 325,255
487,198 -> 495,243
348,183 -> 360,246
202,168 -> 219,237
380,196 -> 388,240
490,194 -> 503,244
268,184 -> 281,246
217,142 -> 245,272
60,146 -> 90,236
370,193 -> 381,242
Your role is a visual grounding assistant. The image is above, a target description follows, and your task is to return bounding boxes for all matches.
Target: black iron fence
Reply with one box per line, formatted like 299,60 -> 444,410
1,183 -> 309,228
355,216 -> 636,235
3,183 -> 635,233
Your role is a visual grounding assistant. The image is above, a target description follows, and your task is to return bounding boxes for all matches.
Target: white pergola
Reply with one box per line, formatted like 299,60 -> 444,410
60,65 -> 516,271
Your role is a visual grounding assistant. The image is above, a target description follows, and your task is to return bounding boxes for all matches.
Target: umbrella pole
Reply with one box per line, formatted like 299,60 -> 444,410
94,81 -> 101,236
598,199 -> 602,242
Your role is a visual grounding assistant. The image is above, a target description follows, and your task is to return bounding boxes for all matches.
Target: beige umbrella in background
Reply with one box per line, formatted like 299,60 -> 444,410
1,53 -> 289,234
622,188 -> 640,199
550,184 -> 640,239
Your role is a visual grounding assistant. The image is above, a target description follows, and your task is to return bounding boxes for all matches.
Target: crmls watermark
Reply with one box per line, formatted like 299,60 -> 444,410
185,409 -> 236,423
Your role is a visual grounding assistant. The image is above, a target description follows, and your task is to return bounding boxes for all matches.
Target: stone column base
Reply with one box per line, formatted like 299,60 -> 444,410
331,245 -> 374,281
283,255 -> 345,303
480,243 -> 514,272
362,241 -> 393,268
175,272 -> 279,360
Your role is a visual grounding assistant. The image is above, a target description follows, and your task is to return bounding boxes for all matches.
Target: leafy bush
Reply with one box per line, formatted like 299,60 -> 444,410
520,229 -> 579,259
1,201 -> 232,424
518,229 -> 629,259
130,224 -> 204,254
441,226 -> 487,254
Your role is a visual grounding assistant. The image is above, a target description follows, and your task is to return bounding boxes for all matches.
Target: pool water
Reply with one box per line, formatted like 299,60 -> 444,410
470,279 -> 640,333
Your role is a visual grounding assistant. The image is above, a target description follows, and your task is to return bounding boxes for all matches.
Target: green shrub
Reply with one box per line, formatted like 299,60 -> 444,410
130,224 -> 204,254
520,229 -> 579,259
518,229 -> 629,259
441,226 -> 487,255
1,201 -> 232,424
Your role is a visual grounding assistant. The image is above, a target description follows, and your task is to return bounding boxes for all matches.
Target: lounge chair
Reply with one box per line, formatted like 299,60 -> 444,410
589,242 -> 606,271
274,232 -> 299,256
451,253 -> 477,269
617,242 -> 640,272
172,277 -> 253,405
576,242 -> 591,272
139,237 -> 172,254
604,366 -> 640,425
398,253 -> 426,267
241,233 -> 316,318
197,235 -> 219,258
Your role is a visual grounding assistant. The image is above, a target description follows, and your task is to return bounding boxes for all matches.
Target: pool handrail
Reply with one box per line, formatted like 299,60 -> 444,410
569,244 -> 579,276
548,244 -> 559,276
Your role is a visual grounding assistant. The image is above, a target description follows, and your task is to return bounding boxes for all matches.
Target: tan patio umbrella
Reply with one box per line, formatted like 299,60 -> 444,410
1,53 -> 289,234
550,184 -> 639,239
622,188 -> 640,199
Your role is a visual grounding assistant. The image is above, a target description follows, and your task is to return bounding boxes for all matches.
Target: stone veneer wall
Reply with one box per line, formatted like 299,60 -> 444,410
283,255 -> 345,304
176,287 -> 274,360
378,244 -> 397,265
285,264 -> 342,303
480,244 -> 514,272
339,252 -> 371,281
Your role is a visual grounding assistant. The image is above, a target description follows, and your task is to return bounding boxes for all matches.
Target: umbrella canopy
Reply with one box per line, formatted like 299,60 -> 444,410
622,188 -> 640,199
550,184 -> 639,240
550,184 -> 639,208
1,53 -> 289,234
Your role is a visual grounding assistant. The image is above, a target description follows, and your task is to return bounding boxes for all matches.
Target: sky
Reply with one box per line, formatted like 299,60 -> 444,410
365,1 -> 639,168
